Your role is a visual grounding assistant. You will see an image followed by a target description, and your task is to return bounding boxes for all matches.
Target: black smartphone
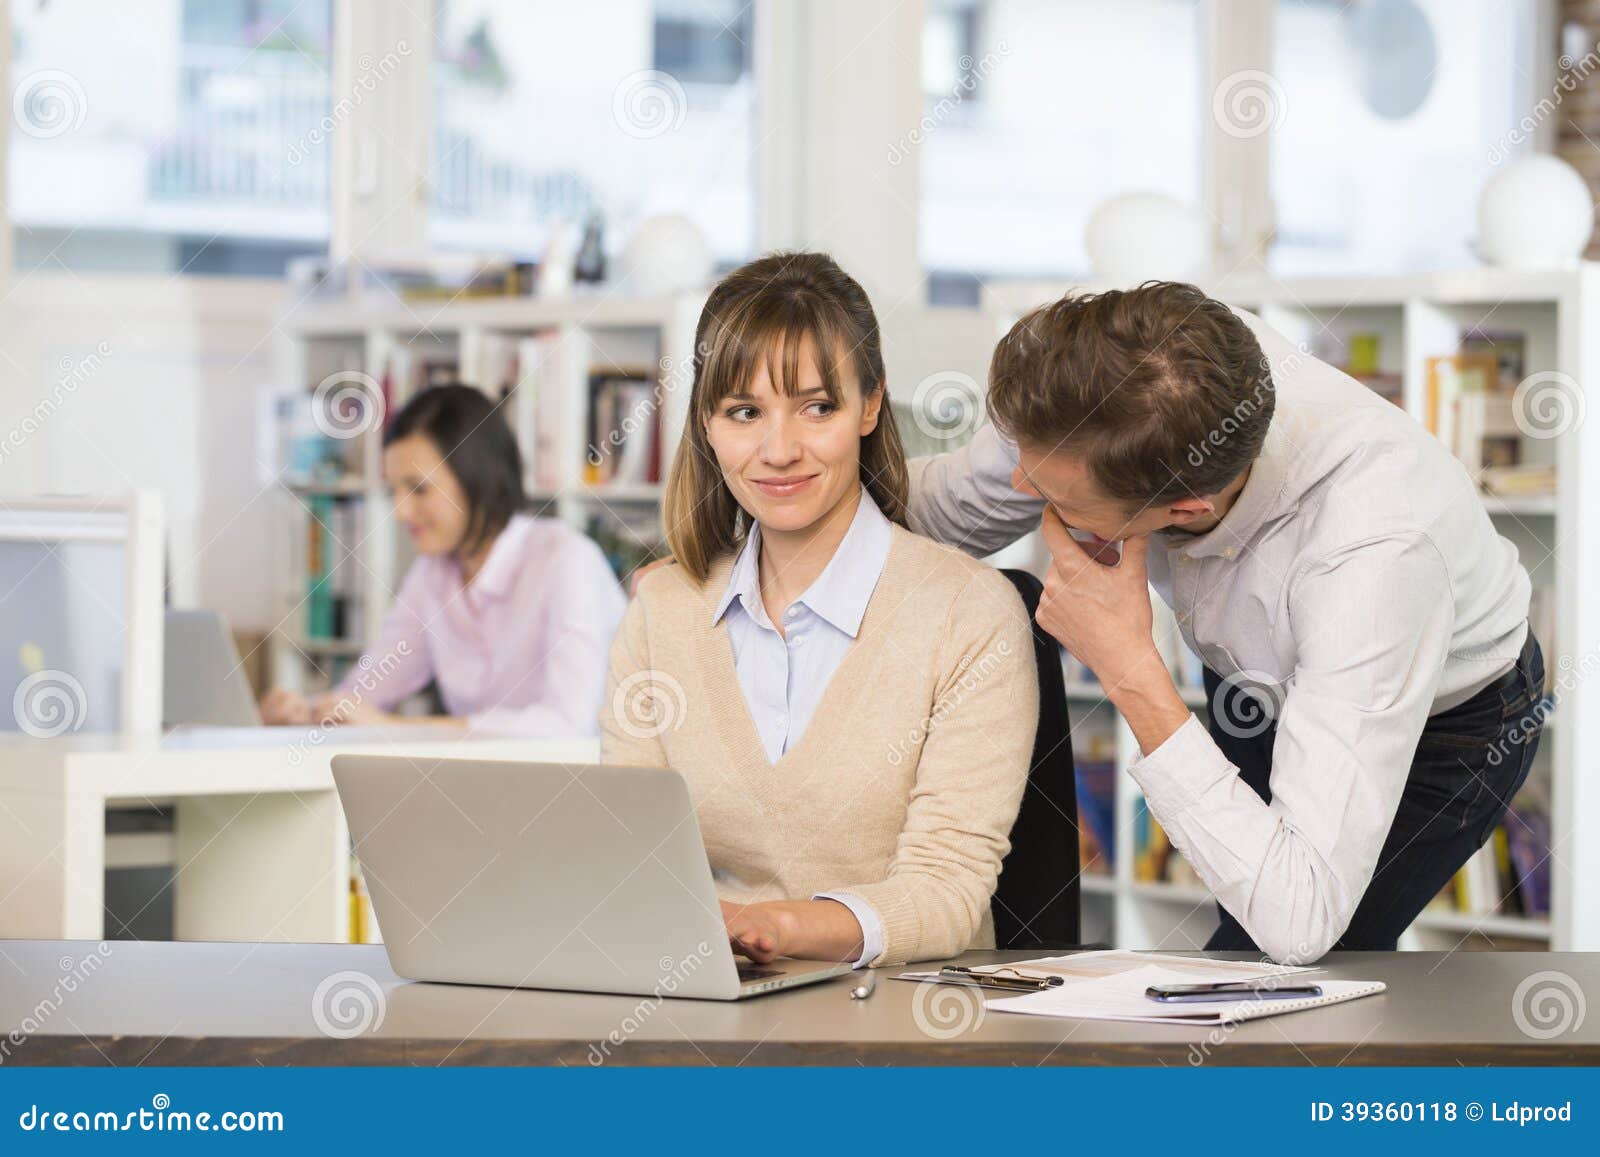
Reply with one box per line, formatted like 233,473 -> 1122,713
1146,980 -> 1323,1003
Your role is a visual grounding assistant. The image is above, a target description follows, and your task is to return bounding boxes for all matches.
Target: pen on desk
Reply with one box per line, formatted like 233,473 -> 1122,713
850,973 -> 877,1000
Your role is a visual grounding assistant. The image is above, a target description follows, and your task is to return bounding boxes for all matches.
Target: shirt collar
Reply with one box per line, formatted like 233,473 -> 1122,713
1180,418 -> 1294,560
463,513 -> 534,600
712,522 -> 767,627
711,488 -> 893,637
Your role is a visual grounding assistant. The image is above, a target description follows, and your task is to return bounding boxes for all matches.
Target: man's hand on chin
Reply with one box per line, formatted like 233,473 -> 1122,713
1035,508 -> 1192,753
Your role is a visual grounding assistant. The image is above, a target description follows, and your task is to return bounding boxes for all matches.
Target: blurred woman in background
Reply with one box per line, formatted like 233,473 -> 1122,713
261,384 -> 626,736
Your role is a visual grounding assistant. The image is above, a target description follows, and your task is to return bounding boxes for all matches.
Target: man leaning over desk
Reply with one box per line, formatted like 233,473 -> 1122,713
909,281 -> 1545,964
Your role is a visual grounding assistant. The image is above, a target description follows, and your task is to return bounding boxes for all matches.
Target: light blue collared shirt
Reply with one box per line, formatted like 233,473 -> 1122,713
712,487 -> 893,967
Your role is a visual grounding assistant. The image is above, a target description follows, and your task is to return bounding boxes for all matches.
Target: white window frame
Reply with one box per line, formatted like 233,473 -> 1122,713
0,0 -> 1559,288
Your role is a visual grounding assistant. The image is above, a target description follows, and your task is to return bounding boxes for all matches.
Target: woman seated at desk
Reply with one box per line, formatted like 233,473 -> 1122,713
602,252 -> 1038,968
262,384 -> 626,737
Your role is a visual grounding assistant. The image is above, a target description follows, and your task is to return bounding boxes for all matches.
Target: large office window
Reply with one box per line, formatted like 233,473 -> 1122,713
919,0 -> 1204,298
430,0 -> 756,264
1269,0 -> 1533,274
8,0 -> 333,275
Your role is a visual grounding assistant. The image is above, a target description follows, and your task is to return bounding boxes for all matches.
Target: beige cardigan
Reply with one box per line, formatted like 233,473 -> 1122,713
599,523 -> 1039,966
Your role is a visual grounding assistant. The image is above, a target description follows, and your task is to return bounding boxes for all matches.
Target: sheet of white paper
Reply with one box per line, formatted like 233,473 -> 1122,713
984,964 -> 1382,1025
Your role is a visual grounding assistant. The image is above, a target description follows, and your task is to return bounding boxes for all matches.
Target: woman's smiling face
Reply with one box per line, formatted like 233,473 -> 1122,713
704,332 -> 882,536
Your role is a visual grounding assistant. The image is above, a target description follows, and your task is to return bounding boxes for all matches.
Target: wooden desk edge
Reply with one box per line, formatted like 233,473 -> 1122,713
9,1036 -> 1599,1068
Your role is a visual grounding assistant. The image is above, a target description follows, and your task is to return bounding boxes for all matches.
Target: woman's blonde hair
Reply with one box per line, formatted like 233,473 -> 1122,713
664,251 -> 910,582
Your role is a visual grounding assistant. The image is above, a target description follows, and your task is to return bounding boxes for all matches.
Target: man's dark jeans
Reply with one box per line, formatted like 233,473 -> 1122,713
1201,632 -> 1545,952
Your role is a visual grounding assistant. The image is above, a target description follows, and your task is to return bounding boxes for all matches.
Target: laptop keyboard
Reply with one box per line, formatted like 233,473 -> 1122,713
737,965 -> 783,981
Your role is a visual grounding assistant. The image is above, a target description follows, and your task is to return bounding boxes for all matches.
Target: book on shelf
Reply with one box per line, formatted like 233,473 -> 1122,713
286,253 -> 537,303
1074,731 -> 1116,875
1505,803 -> 1553,917
1425,352 -> 1501,460
1481,463 -> 1557,497
303,495 -> 362,642
1428,784 -> 1552,921
511,332 -> 564,491
275,388 -> 367,485
585,372 -> 661,488
1131,797 -> 1207,890
396,258 -> 538,301
349,864 -> 382,944
1426,344 -> 1559,497
1458,327 -> 1527,389
1452,392 -> 1520,473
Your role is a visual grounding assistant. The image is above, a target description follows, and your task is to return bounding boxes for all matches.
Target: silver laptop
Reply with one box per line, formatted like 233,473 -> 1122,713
330,755 -> 853,1000
162,609 -> 262,728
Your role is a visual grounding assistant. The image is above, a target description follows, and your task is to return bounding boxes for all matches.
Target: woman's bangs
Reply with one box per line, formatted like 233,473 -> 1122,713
698,298 -> 848,414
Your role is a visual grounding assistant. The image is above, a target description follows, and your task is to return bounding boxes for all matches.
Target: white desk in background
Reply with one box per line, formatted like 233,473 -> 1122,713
0,731 -> 599,943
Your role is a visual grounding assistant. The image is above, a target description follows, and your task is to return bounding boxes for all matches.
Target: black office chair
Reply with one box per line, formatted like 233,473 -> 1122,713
991,568 -> 1082,949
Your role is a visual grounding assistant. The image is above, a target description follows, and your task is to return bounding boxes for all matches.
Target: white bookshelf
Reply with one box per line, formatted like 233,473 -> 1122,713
985,265 -> 1600,953
267,292 -> 705,699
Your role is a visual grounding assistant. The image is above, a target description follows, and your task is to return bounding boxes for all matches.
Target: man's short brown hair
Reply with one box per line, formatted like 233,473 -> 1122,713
986,281 -> 1274,505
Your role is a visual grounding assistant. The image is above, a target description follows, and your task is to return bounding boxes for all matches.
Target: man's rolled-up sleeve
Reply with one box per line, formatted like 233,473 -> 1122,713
1127,533 -> 1455,964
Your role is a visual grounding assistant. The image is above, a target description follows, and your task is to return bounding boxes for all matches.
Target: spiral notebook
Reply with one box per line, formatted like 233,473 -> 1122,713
983,963 -> 1386,1025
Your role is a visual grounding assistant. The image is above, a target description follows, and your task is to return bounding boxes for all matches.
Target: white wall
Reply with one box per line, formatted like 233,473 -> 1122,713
0,273 -> 283,630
